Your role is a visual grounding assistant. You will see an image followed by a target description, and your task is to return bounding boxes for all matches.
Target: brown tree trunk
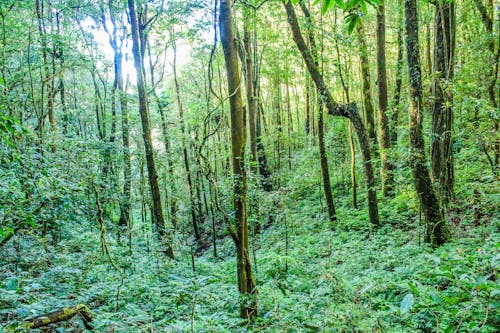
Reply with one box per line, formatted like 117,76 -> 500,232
285,0 -> 379,226
243,9 -> 257,172
404,0 -> 450,246
357,21 -> 378,152
431,1 -> 456,205
256,102 -> 272,191
253,32 -> 273,191
171,31 -> 200,241
473,0 -> 499,172
376,1 -> 395,197
305,74 -> 311,135
219,0 -> 257,321
127,0 -> 174,258
334,21 -> 357,209
391,6 -> 404,144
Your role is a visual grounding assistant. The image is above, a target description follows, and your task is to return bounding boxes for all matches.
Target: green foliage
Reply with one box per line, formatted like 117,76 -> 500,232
0,0 -> 499,331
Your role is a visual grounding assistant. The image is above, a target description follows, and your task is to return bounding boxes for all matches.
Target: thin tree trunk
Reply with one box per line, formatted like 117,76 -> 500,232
334,25 -> 357,209
391,5 -> 404,144
243,9 -> 257,172
127,0 -> 174,258
305,73 -> 311,135
299,1 -> 336,222
256,102 -> 272,191
102,1 -> 132,233
404,0 -> 450,246
171,31 -> 200,242
219,0 -> 257,320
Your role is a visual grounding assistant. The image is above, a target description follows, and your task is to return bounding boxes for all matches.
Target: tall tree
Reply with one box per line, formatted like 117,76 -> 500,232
430,0 -> 456,204
391,2 -> 404,144
101,0 -> 132,237
171,29 -> 200,242
376,1 -> 394,197
404,0 -> 450,246
243,7 -> 257,173
472,0 -> 499,172
127,0 -> 174,258
357,20 -> 377,151
219,0 -> 257,320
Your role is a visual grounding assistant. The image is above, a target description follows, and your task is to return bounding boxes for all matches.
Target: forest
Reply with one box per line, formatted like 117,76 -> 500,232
0,0 -> 499,331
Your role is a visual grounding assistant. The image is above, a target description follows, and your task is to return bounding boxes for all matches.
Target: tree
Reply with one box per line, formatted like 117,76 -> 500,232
376,1 -> 394,197
472,0 -> 499,173
404,0 -> 450,246
356,19 -> 377,152
299,1 -> 336,223
127,0 -> 174,258
430,0 -> 456,204
219,0 -> 257,320
100,0 -> 132,240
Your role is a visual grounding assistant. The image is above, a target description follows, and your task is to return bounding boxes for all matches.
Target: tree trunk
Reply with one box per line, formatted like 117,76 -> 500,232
431,1 -> 456,205
103,2 -> 132,234
256,102 -> 272,191
391,7 -> 404,144
318,102 -> 336,222
472,0 -> 499,172
376,1 -> 395,197
357,21 -> 377,152
404,0 -> 450,246
219,0 -> 257,321
127,0 -> 173,259
285,0 -> 379,226
299,1 -> 336,222
22,304 -> 93,330
243,9 -> 257,172
171,31 -> 200,242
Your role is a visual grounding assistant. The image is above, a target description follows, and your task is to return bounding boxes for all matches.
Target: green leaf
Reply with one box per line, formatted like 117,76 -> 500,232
321,0 -> 332,14
345,14 -> 360,34
400,293 -> 414,314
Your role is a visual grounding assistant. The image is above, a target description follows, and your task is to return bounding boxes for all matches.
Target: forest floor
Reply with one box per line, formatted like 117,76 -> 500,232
1,151 -> 499,332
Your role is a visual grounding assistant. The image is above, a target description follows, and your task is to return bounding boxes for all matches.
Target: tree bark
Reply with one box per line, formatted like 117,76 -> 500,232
127,0 -> 174,258
219,0 -> 257,321
284,0 -> 379,226
404,0 -> 450,246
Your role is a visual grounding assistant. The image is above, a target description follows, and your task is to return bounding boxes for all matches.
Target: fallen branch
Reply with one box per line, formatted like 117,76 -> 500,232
22,304 -> 93,330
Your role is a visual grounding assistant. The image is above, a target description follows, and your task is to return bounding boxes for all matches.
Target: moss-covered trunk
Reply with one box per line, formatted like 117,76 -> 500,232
404,0 -> 450,246
220,0 -> 257,321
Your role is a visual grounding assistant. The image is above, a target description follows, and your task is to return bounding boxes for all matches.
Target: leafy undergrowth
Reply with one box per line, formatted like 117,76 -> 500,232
1,161 -> 499,332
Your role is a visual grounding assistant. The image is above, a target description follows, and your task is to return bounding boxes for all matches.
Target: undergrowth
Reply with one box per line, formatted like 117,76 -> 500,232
1,148 -> 498,333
